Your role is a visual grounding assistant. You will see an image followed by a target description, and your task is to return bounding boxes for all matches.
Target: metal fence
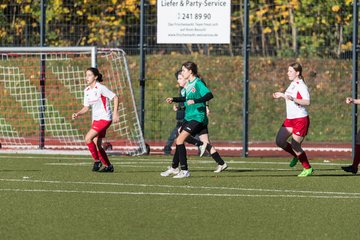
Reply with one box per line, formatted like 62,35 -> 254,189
0,1 -> 357,152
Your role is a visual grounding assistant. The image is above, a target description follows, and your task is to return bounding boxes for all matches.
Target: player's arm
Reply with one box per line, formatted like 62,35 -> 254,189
72,106 -> 89,119
112,95 -> 120,123
272,92 -> 285,99
346,97 -> 360,105
167,96 -> 186,103
287,95 -> 310,106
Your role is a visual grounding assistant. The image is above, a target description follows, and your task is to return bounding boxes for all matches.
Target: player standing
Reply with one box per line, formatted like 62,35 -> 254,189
272,62 -> 313,177
72,67 -> 119,172
341,97 -> 360,174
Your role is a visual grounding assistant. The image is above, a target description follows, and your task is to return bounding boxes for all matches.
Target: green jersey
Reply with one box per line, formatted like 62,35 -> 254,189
183,77 -> 211,125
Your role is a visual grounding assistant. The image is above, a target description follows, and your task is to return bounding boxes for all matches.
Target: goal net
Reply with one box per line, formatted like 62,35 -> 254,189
0,47 -> 147,155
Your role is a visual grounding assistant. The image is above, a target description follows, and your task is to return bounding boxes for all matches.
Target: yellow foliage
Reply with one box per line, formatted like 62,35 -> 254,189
263,27 -> 272,34
23,5 -> 31,13
76,10 -> 83,16
256,8 -> 267,17
332,5 -> 340,12
149,0 -> 156,5
290,0 -> 300,9
281,11 -> 289,17
341,41 -> 352,51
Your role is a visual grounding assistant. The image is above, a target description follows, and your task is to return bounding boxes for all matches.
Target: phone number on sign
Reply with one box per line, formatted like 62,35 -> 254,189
177,13 -> 212,20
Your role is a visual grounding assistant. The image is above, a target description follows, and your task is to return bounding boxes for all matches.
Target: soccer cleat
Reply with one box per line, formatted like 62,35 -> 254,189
297,167 -> 314,177
199,143 -> 207,157
341,165 -> 358,174
289,157 -> 299,167
214,162 -> 228,173
92,161 -> 102,172
98,164 -> 114,173
160,166 -> 180,177
173,170 -> 190,178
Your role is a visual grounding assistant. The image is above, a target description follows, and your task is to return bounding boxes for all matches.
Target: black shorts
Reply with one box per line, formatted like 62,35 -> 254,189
180,120 -> 208,136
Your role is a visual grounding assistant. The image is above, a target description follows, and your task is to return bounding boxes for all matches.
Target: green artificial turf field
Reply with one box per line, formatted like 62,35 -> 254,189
0,153 -> 358,240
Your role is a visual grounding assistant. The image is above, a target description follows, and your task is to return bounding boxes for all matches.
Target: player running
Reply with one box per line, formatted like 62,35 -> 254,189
161,61 -> 227,178
72,67 -> 119,172
272,62 -> 313,177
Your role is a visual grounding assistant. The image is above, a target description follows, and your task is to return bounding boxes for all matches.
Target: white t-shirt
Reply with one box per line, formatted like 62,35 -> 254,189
83,82 -> 116,121
284,79 -> 310,119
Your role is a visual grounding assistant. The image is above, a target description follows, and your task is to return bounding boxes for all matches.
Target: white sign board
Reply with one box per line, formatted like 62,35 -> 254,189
157,0 -> 231,44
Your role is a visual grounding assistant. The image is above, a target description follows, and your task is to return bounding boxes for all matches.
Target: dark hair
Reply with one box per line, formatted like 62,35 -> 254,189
181,61 -> 208,86
182,61 -> 199,77
174,70 -> 182,80
86,67 -> 103,82
289,62 -> 304,81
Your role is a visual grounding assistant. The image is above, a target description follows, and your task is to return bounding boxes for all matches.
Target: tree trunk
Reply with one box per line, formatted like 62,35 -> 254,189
289,6 -> 297,55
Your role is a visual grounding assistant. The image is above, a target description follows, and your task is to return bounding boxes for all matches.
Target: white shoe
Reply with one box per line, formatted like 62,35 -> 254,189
214,163 -> 228,173
173,170 -> 190,178
199,143 -> 207,157
160,167 -> 180,177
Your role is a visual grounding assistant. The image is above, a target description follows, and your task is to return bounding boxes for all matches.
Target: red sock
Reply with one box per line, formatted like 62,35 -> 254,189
352,144 -> 360,168
283,142 -> 297,158
298,151 -> 311,169
87,142 -> 99,161
98,148 -> 111,167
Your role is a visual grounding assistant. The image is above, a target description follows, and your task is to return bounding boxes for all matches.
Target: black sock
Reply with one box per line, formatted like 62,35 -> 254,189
186,136 -> 202,147
172,147 -> 179,169
177,144 -> 188,170
211,152 -> 225,165
206,143 -> 212,152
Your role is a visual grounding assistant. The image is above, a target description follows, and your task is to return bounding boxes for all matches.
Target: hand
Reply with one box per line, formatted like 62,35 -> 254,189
173,105 -> 178,111
346,97 -> 353,104
166,98 -> 173,104
272,92 -> 284,99
206,106 -> 210,116
72,113 -> 78,120
187,99 -> 195,105
113,112 -> 120,123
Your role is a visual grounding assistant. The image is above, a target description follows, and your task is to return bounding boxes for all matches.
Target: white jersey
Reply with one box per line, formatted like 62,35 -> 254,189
83,82 -> 116,121
284,79 -> 309,119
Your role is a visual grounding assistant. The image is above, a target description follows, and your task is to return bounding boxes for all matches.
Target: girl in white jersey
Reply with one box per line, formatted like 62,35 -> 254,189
272,63 -> 313,177
72,67 -> 119,172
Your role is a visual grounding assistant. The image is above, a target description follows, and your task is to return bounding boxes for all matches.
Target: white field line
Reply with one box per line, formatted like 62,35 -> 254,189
150,146 -> 352,152
0,178 -> 359,197
44,160 -> 348,166
1,188 -> 360,199
0,146 -> 352,155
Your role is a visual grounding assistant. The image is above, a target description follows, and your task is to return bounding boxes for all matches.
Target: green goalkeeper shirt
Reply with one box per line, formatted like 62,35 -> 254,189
183,77 -> 211,125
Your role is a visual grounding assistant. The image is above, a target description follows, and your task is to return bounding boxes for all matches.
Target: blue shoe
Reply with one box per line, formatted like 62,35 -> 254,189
98,164 -> 114,173
341,165 -> 358,174
92,161 -> 102,172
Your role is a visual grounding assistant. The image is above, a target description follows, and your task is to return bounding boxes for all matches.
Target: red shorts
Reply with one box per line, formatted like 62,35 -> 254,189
91,120 -> 112,138
282,116 -> 310,137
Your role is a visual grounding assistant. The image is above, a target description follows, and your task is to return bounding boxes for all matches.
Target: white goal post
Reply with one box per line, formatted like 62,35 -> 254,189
0,47 -> 147,155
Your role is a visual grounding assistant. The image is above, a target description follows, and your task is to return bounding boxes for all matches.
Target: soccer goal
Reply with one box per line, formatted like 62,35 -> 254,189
0,47 -> 147,155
